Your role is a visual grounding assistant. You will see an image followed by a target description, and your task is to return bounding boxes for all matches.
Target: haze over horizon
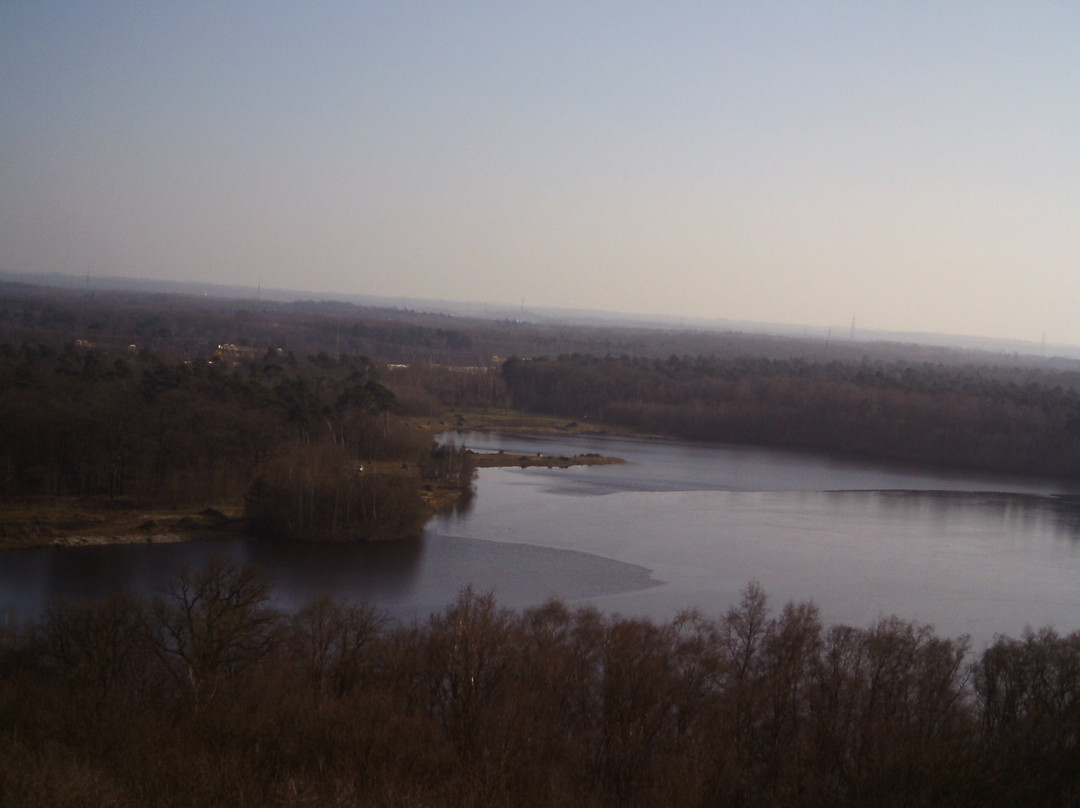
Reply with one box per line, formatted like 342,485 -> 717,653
3,3 -> 1079,347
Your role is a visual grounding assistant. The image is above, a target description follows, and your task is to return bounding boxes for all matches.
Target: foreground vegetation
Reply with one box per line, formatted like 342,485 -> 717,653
2,560 -> 1078,807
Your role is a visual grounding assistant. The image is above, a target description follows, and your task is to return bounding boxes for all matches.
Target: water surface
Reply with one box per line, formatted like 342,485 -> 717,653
4,432 -> 1080,647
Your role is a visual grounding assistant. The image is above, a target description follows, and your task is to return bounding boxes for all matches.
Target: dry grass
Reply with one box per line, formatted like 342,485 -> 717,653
0,498 -> 245,551
405,409 -> 648,437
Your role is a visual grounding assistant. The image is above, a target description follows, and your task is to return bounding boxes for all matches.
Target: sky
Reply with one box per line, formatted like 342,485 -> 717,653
2,2 -> 1079,345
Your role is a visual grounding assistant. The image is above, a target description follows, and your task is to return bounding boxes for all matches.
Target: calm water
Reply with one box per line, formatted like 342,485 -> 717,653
4,432 -> 1080,647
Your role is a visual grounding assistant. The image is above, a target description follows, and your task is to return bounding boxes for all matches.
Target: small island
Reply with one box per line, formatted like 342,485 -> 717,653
469,450 -> 625,470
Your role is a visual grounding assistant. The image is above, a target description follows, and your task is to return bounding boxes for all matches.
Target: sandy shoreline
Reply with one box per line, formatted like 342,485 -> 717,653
47,532 -> 193,548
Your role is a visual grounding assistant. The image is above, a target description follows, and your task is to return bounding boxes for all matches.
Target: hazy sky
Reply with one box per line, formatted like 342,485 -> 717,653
3,2 -> 1079,344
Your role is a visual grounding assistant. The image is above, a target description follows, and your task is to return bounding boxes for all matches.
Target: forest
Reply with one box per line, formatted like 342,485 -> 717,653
7,281 -> 1080,508
1,563 -> 1078,808
0,291 -> 486,547
7,279 -> 1080,537
501,353 -> 1080,479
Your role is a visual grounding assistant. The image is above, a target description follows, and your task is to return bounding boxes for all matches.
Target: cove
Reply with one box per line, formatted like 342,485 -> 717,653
437,432 -> 1080,647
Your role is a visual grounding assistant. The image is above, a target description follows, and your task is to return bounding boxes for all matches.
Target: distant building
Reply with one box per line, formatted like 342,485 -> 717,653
214,343 -> 259,365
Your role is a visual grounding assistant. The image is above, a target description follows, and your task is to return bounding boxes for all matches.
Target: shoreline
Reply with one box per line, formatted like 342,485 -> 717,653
470,450 -> 625,470
0,502 -> 248,551
8,397 -> 1077,551
412,409 -> 660,440
0,448 -> 625,552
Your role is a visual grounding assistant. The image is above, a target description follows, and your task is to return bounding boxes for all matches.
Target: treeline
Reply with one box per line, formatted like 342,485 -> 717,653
1,285 -> 663,367
13,280 -> 1080,500
0,342 -> 402,502
0,286 -> 492,366
2,562 -> 1078,807
0,341 -> 473,540
503,354 -> 1080,479
12,281 -> 1020,372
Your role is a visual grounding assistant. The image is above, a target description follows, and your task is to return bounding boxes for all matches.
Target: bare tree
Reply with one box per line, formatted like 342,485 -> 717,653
147,556 -> 278,710
287,594 -> 387,700
424,586 -> 513,758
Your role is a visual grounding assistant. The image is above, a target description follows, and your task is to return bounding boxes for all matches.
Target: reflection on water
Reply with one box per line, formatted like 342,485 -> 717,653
823,490 -> 1080,544
441,485 -> 476,519
5,433 -> 1080,647
436,433 -> 1080,646
445,431 -> 1080,498
0,531 -> 657,626
242,535 -> 426,606
436,477 -> 1080,646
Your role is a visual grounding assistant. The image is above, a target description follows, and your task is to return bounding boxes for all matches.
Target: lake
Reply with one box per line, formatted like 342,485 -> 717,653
4,432 -> 1080,648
